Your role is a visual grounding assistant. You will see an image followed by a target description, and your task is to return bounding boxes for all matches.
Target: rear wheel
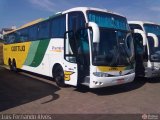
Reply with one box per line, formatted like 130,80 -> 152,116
12,59 -> 18,72
53,65 -> 66,87
8,58 -> 13,71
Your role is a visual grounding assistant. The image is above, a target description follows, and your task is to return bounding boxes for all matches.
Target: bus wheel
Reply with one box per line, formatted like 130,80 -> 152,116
12,59 -> 18,72
53,65 -> 65,87
8,58 -> 13,71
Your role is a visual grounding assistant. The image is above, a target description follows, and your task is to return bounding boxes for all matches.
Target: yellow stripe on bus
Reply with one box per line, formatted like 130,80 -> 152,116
97,66 -> 126,72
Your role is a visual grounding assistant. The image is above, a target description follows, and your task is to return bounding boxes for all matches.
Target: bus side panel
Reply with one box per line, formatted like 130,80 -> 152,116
48,38 -> 64,77
21,38 -> 64,77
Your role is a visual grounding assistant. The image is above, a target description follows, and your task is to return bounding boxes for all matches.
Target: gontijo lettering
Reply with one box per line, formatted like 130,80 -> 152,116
11,45 -> 25,51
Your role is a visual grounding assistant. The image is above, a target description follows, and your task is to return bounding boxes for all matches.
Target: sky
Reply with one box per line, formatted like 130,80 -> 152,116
0,0 -> 160,29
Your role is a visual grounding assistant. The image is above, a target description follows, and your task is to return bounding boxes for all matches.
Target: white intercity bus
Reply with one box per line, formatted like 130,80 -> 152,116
3,7 -> 135,88
129,21 -> 160,78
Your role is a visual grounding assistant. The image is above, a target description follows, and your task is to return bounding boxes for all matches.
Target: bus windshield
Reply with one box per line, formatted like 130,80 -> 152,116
144,24 -> 160,35
87,11 -> 134,66
144,24 -> 160,62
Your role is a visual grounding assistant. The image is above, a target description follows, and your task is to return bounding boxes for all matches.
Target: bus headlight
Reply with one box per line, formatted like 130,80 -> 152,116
93,72 -> 108,77
154,66 -> 160,70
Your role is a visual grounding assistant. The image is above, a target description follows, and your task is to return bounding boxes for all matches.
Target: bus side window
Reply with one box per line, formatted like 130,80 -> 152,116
64,31 -> 77,63
5,35 -> 9,44
20,28 -> 29,42
3,35 -> 7,44
76,29 -> 89,54
133,33 -> 144,55
51,15 -> 66,38
38,21 -> 49,40
68,12 -> 85,32
8,33 -> 16,44
29,25 -> 38,41
129,24 -> 143,31
76,28 -> 90,65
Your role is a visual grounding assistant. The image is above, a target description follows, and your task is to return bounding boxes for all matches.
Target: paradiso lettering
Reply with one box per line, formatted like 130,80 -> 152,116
11,46 -> 25,51
51,46 -> 64,52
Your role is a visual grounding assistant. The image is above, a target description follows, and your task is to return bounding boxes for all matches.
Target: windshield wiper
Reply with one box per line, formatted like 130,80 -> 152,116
119,43 -> 134,69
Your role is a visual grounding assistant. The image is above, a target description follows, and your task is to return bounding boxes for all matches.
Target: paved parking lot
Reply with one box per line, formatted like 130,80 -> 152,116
0,66 -> 160,114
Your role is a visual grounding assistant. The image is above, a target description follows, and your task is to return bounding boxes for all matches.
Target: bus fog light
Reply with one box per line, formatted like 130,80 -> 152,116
93,81 -> 98,85
99,82 -> 103,85
95,81 -> 98,85
93,81 -> 103,85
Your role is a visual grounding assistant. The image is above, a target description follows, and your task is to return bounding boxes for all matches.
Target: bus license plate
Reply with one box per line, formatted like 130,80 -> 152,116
117,79 -> 124,84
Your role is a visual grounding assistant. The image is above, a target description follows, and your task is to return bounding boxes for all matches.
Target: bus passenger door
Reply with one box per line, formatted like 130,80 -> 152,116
66,12 -> 90,85
64,31 -> 78,86
133,32 -> 145,77
76,28 -> 90,82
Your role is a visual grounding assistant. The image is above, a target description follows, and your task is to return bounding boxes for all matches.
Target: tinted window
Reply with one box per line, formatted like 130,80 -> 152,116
134,33 -> 143,54
51,15 -> 66,38
129,24 -> 143,30
19,28 -> 29,42
68,12 -> 85,31
5,32 -> 20,44
29,25 -> 38,40
38,21 -> 49,39
7,33 -> 15,43
144,24 -> 160,35
14,31 -> 21,42
88,11 -> 128,30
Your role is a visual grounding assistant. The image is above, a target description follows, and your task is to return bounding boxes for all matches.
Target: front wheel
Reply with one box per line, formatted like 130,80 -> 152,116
53,65 -> 66,87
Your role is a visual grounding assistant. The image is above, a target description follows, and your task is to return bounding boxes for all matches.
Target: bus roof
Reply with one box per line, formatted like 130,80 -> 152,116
128,21 -> 160,26
63,7 -> 126,18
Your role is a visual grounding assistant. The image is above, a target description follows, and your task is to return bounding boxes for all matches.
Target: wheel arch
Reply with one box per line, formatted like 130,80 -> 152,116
52,63 -> 64,78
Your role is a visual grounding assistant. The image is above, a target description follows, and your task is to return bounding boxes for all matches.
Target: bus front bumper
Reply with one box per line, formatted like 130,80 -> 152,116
145,67 -> 160,78
89,73 -> 135,88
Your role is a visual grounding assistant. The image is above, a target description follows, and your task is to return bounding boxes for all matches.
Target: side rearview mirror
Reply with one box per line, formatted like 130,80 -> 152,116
147,33 -> 158,47
87,22 -> 100,43
133,29 -> 147,46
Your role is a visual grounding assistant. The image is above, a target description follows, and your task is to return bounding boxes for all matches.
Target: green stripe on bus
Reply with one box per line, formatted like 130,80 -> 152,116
24,41 -> 40,65
29,39 -> 50,67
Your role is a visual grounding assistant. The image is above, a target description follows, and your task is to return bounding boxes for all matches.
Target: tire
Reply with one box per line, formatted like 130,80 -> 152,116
12,59 -> 18,72
8,59 -> 13,71
53,65 -> 66,87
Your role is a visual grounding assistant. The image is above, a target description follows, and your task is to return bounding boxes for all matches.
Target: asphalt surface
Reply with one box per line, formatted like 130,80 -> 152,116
0,66 -> 160,115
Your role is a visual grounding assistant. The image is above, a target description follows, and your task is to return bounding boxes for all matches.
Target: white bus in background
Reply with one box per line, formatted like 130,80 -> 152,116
128,21 -> 160,78
3,7 -> 135,88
